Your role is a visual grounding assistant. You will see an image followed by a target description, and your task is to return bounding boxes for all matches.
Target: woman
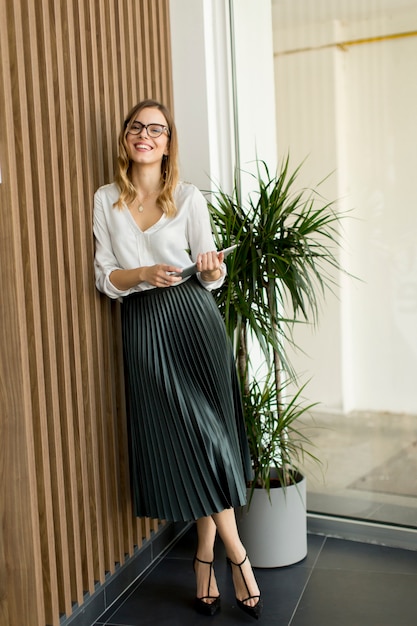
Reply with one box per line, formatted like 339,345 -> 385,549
93,99 -> 262,619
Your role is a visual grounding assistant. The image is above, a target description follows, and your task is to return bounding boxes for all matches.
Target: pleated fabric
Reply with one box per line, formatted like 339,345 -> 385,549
121,277 -> 252,522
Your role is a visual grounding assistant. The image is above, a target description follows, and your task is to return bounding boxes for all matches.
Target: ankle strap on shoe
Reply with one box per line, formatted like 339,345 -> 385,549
194,555 -> 214,566
227,553 -> 248,568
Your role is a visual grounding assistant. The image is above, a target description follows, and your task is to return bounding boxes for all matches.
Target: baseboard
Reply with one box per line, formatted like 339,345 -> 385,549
307,513 -> 417,551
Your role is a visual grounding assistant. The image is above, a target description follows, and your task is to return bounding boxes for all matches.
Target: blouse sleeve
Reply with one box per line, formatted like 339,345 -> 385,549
186,186 -> 226,291
93,189 -> 131,299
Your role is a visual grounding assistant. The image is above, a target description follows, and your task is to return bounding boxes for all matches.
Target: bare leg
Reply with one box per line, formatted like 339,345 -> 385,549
195,509 -> 260,608
196,515 -> 217,560
212,508 -> 260,608
195,516 -> 219,603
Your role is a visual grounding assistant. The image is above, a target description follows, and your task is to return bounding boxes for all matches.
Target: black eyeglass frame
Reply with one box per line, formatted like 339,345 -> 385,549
126,121 -> 170,138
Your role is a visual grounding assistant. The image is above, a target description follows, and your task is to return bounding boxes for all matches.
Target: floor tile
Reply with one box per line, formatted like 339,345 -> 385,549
290,569 -> 417,626
316,537 -> 417,575
97,556 -> 253,625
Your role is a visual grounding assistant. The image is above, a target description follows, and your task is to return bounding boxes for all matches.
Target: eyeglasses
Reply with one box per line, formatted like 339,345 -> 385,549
127,122 -> 170,138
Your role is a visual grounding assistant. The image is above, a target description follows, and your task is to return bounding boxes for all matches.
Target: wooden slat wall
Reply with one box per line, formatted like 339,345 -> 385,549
0,1 -> 172,624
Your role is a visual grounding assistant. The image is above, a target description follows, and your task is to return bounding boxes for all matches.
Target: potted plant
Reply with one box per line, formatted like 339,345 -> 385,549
207,157 -> 345,567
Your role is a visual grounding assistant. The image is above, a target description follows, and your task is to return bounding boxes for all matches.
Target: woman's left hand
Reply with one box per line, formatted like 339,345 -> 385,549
197,250 -> 224,282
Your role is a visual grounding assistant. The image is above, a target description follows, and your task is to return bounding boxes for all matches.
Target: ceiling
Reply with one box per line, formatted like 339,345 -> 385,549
271,0 -> 417,26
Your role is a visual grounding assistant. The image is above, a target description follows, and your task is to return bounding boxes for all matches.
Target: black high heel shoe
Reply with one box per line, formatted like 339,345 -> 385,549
193,555 -> 221,616
227,554 -> 263,620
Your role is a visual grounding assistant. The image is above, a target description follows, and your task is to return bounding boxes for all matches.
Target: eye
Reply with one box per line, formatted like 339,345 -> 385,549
148,124 -> 164,136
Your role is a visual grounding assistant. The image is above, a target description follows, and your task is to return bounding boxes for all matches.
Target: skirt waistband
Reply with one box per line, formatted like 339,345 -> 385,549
123,276 -> 195,301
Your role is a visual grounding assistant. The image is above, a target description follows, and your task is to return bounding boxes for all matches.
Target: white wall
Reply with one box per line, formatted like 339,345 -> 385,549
169,0 -> 277,194
169,0 -> 234,192
273,7 -> 417,414
229,0 -> 278,180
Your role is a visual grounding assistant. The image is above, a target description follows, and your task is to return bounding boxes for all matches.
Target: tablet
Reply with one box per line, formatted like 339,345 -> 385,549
173,244 -> 238,278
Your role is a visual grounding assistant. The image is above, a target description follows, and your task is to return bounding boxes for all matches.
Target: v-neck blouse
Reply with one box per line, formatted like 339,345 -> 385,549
93,181 -> 226,299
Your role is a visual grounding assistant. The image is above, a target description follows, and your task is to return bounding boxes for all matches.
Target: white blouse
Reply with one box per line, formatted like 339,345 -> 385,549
93,181 -> 226,299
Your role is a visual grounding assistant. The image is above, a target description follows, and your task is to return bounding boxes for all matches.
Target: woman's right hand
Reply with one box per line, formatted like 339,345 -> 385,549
110,264 -> 182,291
141,264 -> 183,288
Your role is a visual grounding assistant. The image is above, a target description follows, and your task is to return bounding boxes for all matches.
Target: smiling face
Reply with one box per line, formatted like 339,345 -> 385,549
125,107 -> 170,168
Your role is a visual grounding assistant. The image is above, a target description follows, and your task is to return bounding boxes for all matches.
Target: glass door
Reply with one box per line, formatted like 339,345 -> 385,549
272,0 -> 417,528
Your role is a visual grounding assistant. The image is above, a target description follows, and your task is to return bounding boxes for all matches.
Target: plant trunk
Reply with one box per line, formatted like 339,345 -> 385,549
237,321 -> 250,396
266,280 -> 290,485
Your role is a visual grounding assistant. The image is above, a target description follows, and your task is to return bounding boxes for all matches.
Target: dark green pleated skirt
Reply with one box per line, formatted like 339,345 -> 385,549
121,276 -> 252,522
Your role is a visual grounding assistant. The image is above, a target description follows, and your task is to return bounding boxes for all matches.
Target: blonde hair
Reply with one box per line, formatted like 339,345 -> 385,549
113,99 -> 179,216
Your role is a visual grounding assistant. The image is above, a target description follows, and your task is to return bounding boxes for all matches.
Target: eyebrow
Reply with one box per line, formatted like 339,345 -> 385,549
130,121 -> 165,126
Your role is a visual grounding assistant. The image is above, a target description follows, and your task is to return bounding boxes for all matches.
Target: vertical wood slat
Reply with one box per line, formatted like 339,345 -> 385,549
157,0 -> 174,106
41,0 -> 87,608
0,1 -> 174,624
140,0 -> 154,97
49,0 -> 95,608
73,0 -> 110,586
24,0 -> 75,616
0,1 -> 46,623
8,0 -> 64,622
64,0 -> 107,590
80,0 -> 114,589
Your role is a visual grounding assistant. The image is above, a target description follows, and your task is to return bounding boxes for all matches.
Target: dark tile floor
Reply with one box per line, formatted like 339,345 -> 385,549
94,525 -> 417,626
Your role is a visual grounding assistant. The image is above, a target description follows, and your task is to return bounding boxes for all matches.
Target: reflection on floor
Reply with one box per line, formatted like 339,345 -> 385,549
300,410 -> 417,527
94,524 -> 417,626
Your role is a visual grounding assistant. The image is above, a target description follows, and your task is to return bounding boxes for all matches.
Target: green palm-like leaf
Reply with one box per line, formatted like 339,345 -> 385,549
207,156 -> 349,493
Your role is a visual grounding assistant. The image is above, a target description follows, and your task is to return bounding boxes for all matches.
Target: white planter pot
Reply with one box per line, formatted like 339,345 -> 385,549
237,474 -> 307,568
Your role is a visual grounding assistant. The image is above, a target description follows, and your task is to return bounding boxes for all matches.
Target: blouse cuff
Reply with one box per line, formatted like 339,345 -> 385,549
101,272 -> 134,299
197,263 -> 226,291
